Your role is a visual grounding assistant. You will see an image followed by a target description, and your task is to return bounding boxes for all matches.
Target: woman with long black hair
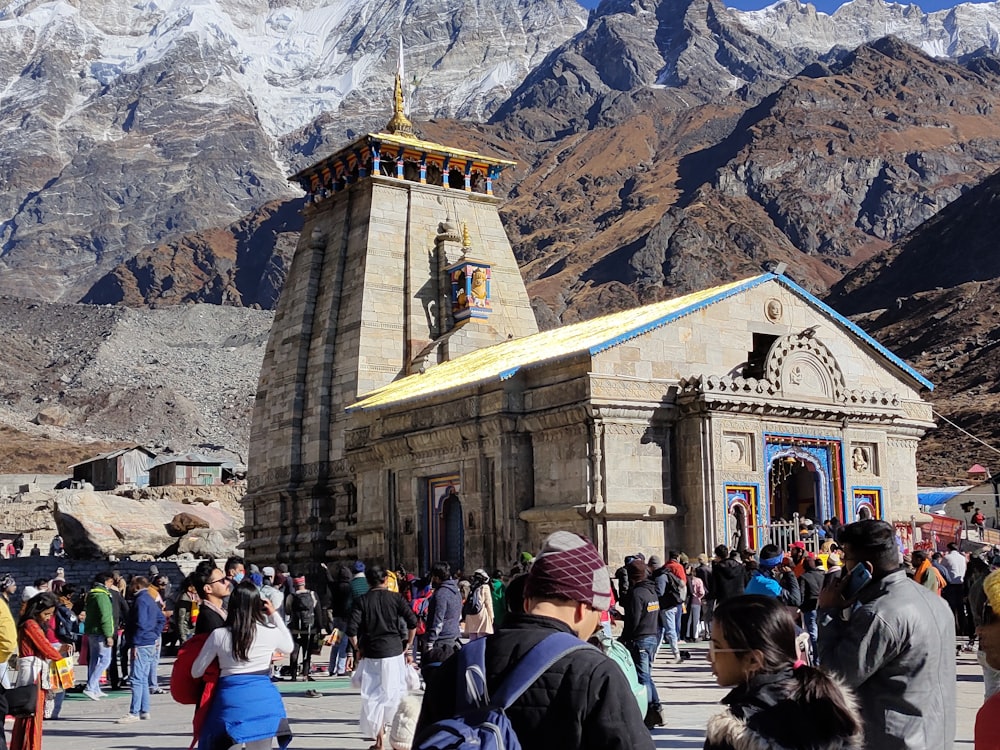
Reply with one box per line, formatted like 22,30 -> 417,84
11,591 -> 67,750
704,595 -> 863,750
191,580 -> 293,750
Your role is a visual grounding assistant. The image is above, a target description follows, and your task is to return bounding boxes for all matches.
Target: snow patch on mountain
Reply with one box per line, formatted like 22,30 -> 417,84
2,0 -> 587,139
733,0 -> 1000,57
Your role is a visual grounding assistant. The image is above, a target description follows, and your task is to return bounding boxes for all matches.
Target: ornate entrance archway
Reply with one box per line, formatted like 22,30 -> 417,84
764,436 -> 845,525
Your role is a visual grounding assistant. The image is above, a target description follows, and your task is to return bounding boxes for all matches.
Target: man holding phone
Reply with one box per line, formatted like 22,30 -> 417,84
816,519 -> 955,749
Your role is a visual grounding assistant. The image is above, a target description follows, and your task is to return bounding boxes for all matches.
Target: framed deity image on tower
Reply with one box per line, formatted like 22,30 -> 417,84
424,474 -> 464,573
724,484 -> 761,552
851,487 -> 883,521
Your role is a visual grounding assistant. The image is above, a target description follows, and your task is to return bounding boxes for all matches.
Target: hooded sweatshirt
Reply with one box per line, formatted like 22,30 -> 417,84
712,558 -> 746,604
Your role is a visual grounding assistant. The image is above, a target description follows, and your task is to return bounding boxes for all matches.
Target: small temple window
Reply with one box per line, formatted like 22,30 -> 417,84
745,333 -> 779,379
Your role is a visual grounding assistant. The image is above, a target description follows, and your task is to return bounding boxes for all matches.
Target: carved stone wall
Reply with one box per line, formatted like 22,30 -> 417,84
245,172 -> 536,566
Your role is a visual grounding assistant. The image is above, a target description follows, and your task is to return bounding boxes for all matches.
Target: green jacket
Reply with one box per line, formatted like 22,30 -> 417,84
84,585 -> 114,638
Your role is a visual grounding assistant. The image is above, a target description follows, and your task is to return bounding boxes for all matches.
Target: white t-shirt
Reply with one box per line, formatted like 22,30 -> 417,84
191,612 -> 294,678
941,550 -> 967,584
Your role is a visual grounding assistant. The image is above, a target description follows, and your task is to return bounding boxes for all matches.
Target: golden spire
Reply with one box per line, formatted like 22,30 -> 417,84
385,38 -> 414,136
462,222 -> 472,249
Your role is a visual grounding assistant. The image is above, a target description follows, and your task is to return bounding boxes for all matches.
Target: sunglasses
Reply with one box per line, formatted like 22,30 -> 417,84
208,576 -> 228,586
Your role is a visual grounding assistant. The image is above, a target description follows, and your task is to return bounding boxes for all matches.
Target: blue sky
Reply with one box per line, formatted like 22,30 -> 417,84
578,0 -> 975,15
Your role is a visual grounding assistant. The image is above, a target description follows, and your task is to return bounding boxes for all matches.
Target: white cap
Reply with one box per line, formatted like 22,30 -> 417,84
262,566 -> 275,578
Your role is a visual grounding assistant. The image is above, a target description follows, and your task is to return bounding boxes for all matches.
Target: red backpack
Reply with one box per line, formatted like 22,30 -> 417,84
170,633 -> 210,704
411,596 -> 430,635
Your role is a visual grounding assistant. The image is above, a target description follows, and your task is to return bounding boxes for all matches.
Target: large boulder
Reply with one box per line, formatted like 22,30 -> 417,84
53,490 -> 240,559
167,512 -> 210,537
177,528 -> 240,559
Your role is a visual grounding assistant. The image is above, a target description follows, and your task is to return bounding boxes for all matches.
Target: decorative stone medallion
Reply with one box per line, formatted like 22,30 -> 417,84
722,432 -> 754,470
765,298 -> 783,323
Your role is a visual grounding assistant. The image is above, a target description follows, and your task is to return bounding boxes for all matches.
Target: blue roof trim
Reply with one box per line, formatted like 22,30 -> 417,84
499,366 -> 521,381
588,275 -> 774,356
773,275 -> 934,391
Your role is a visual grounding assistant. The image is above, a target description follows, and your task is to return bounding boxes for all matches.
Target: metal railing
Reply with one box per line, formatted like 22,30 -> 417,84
754,512 -> 823,554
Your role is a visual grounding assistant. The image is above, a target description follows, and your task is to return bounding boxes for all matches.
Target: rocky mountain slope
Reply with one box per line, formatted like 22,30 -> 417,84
827,167 -> 1000,484
0,0 -> 585,302
0,296 -> 271,463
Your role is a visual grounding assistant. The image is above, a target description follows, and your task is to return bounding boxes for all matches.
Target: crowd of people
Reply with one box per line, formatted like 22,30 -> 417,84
0,519 -> 995,750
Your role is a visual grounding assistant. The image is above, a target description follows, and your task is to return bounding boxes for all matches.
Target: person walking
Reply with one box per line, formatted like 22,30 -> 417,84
704,595 -> 863,750
620,558 -> 664,729
687,573 -> 706,642
798,556 -> 825,657
323,563 -> 353,677
286,576 -> 322,682
347,564 -> 417,750
462,569 -> 495,641
44,584 -> 79,721
11,592 -> 67,750
83,572 -> 116,701
817,519 -> 955,749
117,576 -> 166,724
711,546 -> 745,606
107,576 -> 129,691
648,555 -> 682,663
191,580 -> 293,750
974,508 -> 987,542
424,562 -> 462,659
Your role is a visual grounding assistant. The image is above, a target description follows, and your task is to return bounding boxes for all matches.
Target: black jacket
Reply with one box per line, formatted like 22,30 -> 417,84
327,568 -> 354,620
416,615 -> 654,750
695,563 -> 713,599
347,587 -> 417,659
620,579 -> 660,642
800,568 -> 825,612
712,558 -> 746,604
704,669 -> 862,750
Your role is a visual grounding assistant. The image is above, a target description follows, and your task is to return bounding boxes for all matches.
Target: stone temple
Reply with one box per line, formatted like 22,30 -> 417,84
244,73 -> 935,572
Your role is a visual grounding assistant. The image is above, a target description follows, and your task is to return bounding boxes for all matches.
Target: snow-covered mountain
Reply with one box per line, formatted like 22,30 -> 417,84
0,0 -> 587,138
2,0 -> 1000,305
733,0 -> 1000,57
0,0 -> 586,301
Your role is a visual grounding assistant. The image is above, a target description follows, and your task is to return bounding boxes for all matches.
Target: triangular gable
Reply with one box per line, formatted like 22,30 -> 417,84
772,274 -> 933,391
350,273 -> 931,411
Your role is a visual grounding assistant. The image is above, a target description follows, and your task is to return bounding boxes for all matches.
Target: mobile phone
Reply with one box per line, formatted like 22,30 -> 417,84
843,562 -> 872,599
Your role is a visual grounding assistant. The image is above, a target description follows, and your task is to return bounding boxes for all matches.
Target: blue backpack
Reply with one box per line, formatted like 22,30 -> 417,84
413,632 -> 588,750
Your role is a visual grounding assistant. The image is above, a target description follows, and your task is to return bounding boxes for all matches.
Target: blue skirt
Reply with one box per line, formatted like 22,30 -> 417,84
199,673 -> 291,749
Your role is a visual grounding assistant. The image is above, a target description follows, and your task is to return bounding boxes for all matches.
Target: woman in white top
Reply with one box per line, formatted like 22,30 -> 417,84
192,580 -> 294,750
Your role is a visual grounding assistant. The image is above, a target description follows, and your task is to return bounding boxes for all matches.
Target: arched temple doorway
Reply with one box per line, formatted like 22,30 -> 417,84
441,490 -> 465,572
763,436 -> 845,528
768,455 -> 820,521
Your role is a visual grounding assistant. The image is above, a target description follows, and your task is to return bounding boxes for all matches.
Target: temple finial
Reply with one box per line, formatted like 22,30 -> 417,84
462,222 -> 472,249
385,37 -> 414,136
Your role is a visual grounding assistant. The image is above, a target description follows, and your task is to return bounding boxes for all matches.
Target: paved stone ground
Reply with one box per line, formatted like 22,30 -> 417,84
21,641 -> 984,749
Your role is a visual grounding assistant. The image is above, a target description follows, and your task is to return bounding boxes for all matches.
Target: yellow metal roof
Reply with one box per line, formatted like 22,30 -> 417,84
350,275 -> 764,411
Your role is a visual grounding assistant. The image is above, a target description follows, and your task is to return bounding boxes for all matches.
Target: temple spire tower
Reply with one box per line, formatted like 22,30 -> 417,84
244,57 -> 538,565
385,37 -> 413,137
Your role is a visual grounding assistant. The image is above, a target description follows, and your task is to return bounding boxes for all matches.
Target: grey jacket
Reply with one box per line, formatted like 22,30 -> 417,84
426,578 -> 462,645
817,568 -> 955,750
